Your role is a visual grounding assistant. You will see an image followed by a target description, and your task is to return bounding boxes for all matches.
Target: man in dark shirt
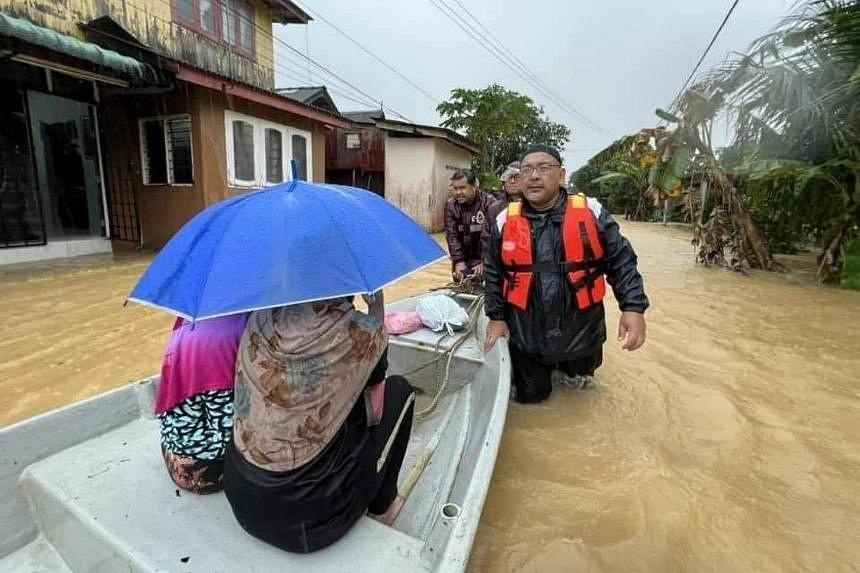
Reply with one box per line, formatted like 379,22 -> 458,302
444,169 -> 497,282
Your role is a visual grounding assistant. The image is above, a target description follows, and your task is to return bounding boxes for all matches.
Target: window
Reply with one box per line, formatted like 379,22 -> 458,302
140,115 -> 194,186
345,132 -> 361,149
225,0 -> 255,55
221,2 -> 235,45
172,0 -> 255,56
265,129 -> 283,184
200,0 -> 217,35
232,120 -> 255,182
292,134 -> 308,182
176,0 -> 196,25
225,111 -> 313,187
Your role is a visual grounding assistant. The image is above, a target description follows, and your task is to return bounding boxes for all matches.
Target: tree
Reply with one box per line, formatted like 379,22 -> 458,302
579,135 -> 655,220
437,84 -> 571,187
569,163 -> 602,196
694,0 -> 860,283
590,158 -> 651,218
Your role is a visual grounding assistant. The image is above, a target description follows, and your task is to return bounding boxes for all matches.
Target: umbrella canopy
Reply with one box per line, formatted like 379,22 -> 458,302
128,180 -> 447,321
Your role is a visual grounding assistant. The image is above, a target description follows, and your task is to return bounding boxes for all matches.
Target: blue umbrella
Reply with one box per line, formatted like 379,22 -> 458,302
127,179 -> 447,321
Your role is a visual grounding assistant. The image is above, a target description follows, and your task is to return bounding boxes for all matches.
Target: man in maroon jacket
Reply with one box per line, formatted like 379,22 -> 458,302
444,169 -> 497,282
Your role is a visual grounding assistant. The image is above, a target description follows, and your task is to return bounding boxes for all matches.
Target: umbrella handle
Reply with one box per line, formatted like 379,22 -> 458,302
290,159 -> 300,181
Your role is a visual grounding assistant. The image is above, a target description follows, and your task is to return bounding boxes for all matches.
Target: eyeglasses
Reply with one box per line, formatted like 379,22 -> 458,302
520,163 -> 560,176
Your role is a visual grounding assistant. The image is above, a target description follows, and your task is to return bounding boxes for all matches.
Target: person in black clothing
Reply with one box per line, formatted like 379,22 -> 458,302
223,294 -> 414,552
444,169 -> 497,282
483,145 -> 649,403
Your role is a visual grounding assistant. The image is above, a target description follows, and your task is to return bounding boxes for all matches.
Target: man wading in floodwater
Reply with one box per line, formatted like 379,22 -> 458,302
483,145 -> 649,403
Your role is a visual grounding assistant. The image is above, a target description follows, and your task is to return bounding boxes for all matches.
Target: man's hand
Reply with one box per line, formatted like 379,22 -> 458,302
472,262 -> 485,280
362,291 -> 385,322
618,311 -> 646,351
453,261 -> 467,282
484,319 -> 509,353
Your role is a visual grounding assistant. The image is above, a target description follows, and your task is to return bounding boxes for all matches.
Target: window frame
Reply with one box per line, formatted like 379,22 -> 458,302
224,0 -> 256,58
224,110 -> 313,188
138,114 -> 195,187
345,132 -> 361,150
172,0 -> 256,58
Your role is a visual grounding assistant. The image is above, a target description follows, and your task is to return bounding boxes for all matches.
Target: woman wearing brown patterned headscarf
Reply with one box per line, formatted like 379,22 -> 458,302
222,294 -> 414,553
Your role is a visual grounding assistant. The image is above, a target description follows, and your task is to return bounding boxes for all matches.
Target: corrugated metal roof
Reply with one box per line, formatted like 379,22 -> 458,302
343,109 -> 386,124
374,119 -> 479,155
0,11 -> 155,82
262,0 -> 312,24
277,86 -> 339,114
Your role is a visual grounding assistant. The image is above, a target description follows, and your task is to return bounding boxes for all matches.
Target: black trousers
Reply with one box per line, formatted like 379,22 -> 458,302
509,346 -> 603,404
223,375 -> 414,553
366,375 -> 414,514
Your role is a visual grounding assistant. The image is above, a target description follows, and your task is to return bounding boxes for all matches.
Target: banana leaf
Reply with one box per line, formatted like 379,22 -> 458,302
655,108 -> 680,123
658,146 -> 693,191
648,164 -> 662,187
592,172 -> 631,184
740,159 -> 810,180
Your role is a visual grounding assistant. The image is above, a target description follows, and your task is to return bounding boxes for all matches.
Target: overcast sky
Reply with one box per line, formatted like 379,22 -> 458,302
275,0 -> 794,170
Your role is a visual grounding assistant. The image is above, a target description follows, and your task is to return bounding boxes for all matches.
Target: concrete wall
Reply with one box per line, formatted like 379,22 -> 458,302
101,82 -> 327,250
384,136 -> 435,230
0,0 -> 277,89
384,136 -> 472,232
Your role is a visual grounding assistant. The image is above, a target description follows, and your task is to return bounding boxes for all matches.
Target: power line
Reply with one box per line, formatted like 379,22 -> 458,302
426,0 -> 607,134
121,0 -> 411,119
425,1 -> 543,106
669,0 -> 742,109
87,2 -> 385,112
278,66 -> 381,109
271,25 -> 412,120
290,0 -> 440,104
447,0 -> 603,132
81,0 -> 397,120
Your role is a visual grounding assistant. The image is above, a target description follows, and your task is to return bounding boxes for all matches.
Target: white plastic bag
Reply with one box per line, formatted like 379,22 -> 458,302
415,295 -> 470,335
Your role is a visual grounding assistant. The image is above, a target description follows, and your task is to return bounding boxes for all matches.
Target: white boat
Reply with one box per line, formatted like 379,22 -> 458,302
0,292 -> 510,572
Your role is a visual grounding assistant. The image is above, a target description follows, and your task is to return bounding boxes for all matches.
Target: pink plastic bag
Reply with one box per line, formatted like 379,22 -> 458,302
384,311 -> 424,335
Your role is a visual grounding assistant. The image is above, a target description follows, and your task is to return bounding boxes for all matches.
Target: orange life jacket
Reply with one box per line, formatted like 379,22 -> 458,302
500,194 -> 606,311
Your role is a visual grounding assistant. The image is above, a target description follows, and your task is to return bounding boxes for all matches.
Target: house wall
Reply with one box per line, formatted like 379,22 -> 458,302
384,136 -> 435,230
0,0 -> 277,89
102,82 -> 327,250
101,83 -> 206,250
325,125 -> 385,172
384,136 -> 473,232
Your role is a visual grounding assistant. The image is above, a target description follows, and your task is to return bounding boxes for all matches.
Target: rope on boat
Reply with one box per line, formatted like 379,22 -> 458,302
396,291 -> 485,502
412,293 -> 484,420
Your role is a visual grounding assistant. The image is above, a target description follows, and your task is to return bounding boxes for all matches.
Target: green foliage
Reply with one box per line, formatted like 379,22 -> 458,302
737,157 -> 860,253
569,163 -> 602,195
694,0 -> 860,281
841,236 -> 860,290
437,84 -> 571,183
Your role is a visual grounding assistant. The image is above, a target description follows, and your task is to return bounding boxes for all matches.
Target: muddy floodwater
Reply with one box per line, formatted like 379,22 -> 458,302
2,223 -> 859,572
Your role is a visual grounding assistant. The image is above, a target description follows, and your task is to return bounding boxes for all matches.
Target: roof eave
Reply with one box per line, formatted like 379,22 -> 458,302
264,0 -> 313,24
374,119 -> 478,155
175,64 -> 352,128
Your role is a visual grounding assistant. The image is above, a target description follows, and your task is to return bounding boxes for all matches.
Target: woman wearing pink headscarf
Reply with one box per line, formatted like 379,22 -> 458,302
155,313 -> 249,494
